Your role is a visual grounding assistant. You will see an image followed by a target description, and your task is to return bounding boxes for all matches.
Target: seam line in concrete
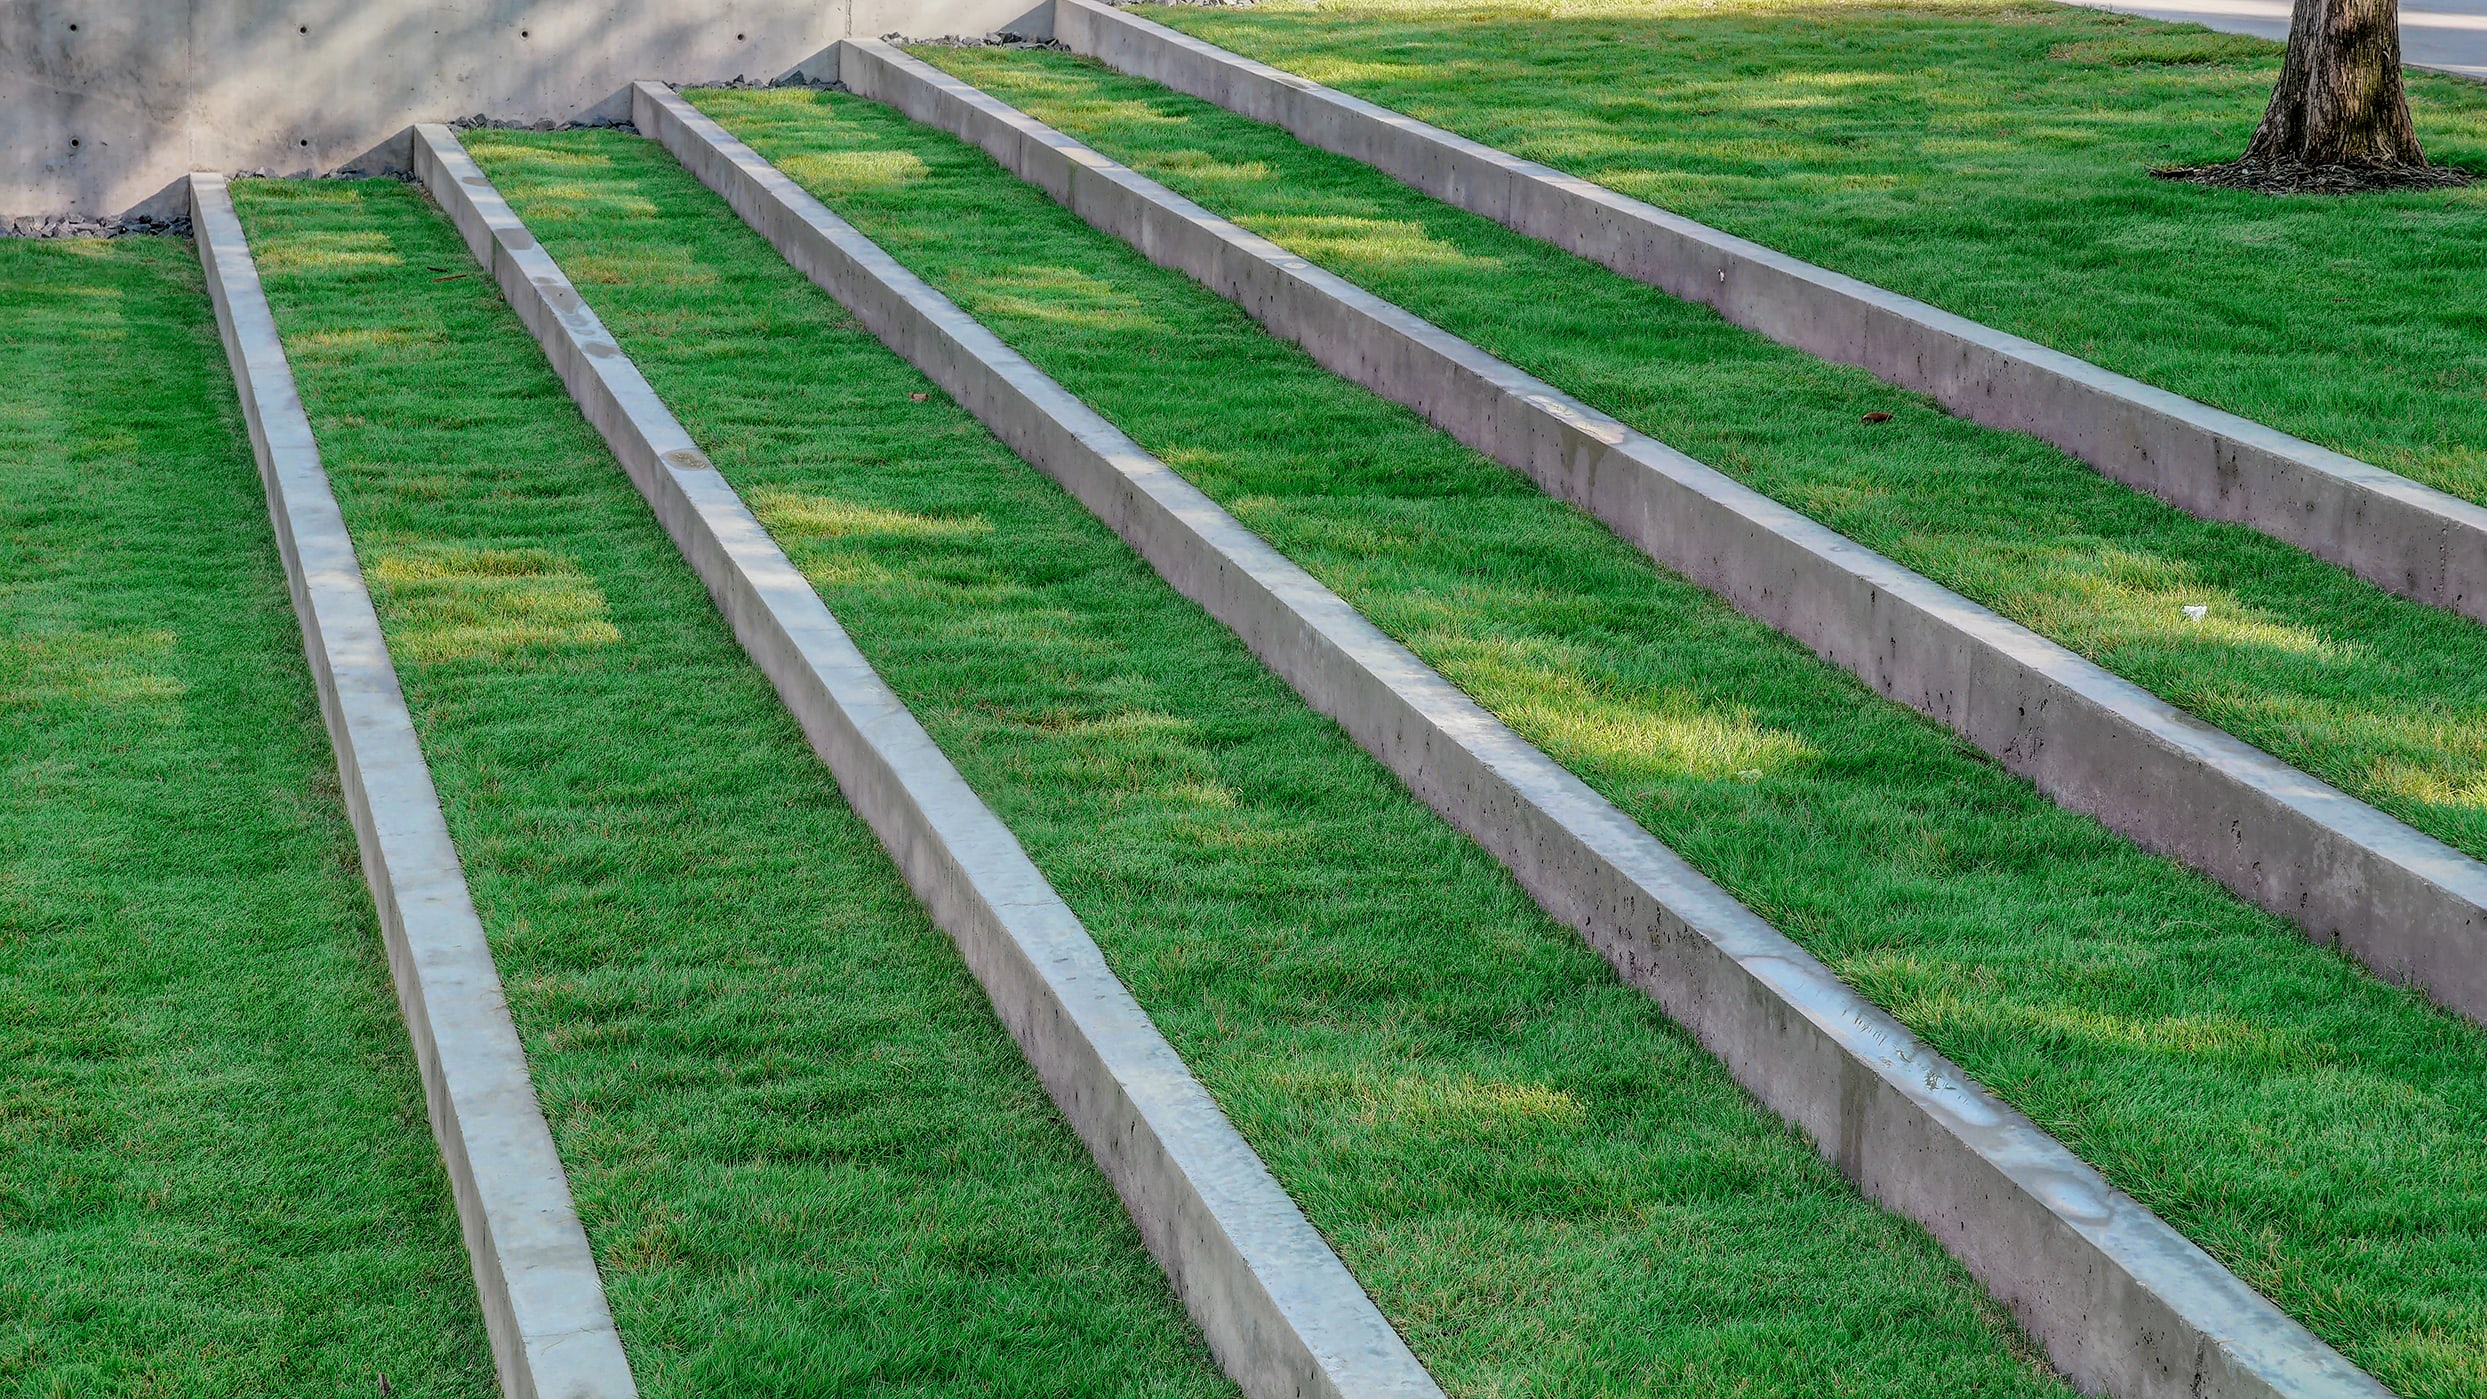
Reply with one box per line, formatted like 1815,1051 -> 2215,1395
404,120 -> 1439,1399
639,75 -> 2389,1399
1052,0 -> 2487,629
188,171 -> 639,1399
839,38 -> 2487,1030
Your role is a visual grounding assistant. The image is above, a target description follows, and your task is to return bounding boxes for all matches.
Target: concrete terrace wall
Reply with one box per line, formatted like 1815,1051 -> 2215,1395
2,0 -> 1045,218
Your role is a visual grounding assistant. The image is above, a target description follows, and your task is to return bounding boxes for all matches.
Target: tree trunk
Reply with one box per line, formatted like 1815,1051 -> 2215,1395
2243,0 -> 2424,168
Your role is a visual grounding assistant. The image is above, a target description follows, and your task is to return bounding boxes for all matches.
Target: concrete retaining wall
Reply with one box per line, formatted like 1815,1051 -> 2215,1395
844,40 -> 2487,1030
407,123 -> 1437,1399
639,76 -> 2391,1399
3,0 -> 1047,220
1053,0 -> 2487,630
190,171 -> 637,1399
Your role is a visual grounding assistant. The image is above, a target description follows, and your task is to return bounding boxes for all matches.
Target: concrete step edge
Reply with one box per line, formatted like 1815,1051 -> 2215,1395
189,170 -> 639,1399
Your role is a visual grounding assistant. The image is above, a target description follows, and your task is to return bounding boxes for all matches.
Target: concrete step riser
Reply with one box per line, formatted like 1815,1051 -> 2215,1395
406,122 -> 1441,1399
838,38 -> 2487,1031
635,77 -> 2388,1399
1052,0 -> 2487,629
189,172 -> 638,1399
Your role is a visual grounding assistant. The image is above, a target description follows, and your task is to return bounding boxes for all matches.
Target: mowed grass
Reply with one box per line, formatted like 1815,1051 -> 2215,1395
0,239 -> 494,1393
689,87 -> 2487,1397
1135,0 -> 2487,500
931,46 -> 2487,934
225,178 -> 1236,1398
464,124 -> 2077,1398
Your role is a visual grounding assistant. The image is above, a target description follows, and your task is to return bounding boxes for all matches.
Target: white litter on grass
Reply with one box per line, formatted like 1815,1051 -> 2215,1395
2183,604 -> 2210,622
1737,768 -> 1763,781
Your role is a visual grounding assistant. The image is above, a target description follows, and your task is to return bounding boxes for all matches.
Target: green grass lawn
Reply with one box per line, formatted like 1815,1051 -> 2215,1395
1131,0 -> 2487,501
688,87 -> 2487,1397
459,124 -> 2079,1398
0,238 -> 494,1394
225,178 -> 1237,1399
926,45 -> 2487,941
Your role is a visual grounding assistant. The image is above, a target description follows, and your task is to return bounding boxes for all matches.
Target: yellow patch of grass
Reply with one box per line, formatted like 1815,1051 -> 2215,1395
751,490 -> 993,541
251,228 -> 401,273
3,628 -> 185,709
368,544 -> 620,663
775,148 -> 933,193
1278,1066 -> 1590,1133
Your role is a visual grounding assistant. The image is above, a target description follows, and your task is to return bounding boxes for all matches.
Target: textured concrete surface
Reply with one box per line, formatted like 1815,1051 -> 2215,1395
1053,0 -> 2487,633
655,64 -> 2392,1399
409,119 -> 1436,1399
2060,0 -> 2487,80
849,38 -> 2487,1032
190,171 -> 636,1399
3,0 -> 1047,219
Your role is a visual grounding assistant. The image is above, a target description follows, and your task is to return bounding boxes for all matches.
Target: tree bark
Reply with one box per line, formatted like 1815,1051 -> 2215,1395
2244,0 -> 2425,167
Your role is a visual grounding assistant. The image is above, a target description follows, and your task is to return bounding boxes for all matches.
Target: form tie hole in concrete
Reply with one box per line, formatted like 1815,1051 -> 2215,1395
298,24 -> 307,33
66,22 -> 76,30
69,138 -> 79,148
521,29 -> 530,38
737,31 -> 747,40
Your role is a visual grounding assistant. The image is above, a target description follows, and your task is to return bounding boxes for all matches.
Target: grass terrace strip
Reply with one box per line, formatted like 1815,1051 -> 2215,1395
458,116 -> 2098,1399
408,121 -> 1439,1399
0,222 -> 494,1390
224,172 -> 1241,1399
686,82 -> 2487,1399
190,172 -> 638,1399
856,42 -> 2487,1026
637,78 -> 2381,1399
1051,0 -> 2487,628
1115,0 -> 2483,504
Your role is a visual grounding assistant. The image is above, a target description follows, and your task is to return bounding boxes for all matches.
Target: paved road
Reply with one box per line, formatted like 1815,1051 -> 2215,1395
2061,0 -> 2487,79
